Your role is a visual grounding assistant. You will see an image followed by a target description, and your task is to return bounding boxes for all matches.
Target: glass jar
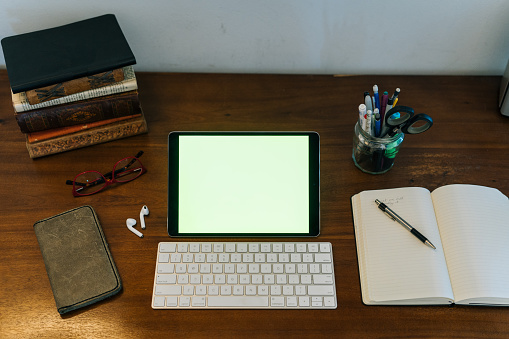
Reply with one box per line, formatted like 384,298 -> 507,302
352,122 -> 405,174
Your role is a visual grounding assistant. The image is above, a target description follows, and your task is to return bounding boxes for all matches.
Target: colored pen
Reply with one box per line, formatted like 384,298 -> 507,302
375,199 -> 436,250
374,112 -> 381,137
380,91 -> 389,117
364,91 -> 373,112
390,88 -> 400,118
390,88 -> 400,102
385,98 -> 395,120
373,85 -> 380,110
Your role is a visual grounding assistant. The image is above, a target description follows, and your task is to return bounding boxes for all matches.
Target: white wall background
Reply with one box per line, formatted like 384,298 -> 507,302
1,0 -> 509,75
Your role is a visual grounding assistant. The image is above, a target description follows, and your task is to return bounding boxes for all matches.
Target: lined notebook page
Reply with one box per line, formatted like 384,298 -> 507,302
432,184 -> 509,304
353,187 -> 453,304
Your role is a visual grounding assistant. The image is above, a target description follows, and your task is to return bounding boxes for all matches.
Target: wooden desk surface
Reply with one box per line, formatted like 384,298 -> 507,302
2,70 -> 509,338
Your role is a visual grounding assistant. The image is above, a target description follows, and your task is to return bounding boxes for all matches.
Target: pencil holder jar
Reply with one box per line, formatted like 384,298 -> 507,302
352,122 -> 405,174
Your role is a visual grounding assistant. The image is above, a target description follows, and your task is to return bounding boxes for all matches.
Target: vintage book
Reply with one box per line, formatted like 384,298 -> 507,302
25,68 -> 125,104
34,205 -> 122,314
351,184 -> 509,306
26,113 -> 148,158
27,114 -> 141,143
15,90 -> 141,133
12,66 -> 137,113
1,14 -> 136,93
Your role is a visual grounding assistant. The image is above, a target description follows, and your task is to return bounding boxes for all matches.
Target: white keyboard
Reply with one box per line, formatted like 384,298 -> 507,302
152,242 -> 337,309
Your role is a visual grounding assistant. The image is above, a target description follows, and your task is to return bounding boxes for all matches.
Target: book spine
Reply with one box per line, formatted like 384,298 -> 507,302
12,66 -> 137,112
16,91 -> 141,133
26,114 -> 142,143
25,68 -> 125,104
26,114 -> 148,158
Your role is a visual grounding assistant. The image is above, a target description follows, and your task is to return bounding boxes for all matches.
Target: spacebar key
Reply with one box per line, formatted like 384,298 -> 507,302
208,296 -> 269,307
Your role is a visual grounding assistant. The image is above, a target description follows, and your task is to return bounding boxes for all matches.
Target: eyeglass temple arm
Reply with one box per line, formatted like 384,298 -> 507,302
65,151 -> 144,184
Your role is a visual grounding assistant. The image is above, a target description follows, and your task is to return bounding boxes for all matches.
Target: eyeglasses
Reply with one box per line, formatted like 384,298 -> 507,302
66,151 -> 147,197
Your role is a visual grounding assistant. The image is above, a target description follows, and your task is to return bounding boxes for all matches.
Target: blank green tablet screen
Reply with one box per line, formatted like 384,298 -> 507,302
178,136 -> 309,234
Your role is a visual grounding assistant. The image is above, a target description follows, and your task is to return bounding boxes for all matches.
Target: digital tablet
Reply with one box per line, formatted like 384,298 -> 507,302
167,131 -> 320,237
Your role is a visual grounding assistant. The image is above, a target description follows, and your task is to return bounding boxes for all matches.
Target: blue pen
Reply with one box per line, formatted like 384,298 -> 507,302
374,111 -> 381,137
373,85 -> 380,110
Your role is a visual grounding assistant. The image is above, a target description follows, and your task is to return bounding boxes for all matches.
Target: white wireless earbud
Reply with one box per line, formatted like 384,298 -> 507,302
140,205 -> 149,230
126,218 -> 143,238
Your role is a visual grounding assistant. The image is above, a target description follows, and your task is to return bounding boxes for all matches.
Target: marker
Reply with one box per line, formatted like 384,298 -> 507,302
365,109 -> 372,135
364,91 -> 373,112
358,104 -> 367,129
373,85 -> 380,110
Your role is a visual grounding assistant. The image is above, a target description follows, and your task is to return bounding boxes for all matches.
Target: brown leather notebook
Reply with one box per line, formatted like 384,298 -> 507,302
33,205 -> 122,314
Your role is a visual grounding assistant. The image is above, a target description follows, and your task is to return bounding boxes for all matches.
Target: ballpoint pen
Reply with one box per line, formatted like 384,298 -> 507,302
374,112 -> 381,137
375,199 -> 436,249
373,85 -> 380,110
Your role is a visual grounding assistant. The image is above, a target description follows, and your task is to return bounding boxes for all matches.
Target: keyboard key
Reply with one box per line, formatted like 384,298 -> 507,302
312,297 -> 323,307
324,297 -> 336,307
155,285 -> 181,295
192,296 -> 206,307
299,296 -> 310,306
160,243 -> 176,253
180,296 -> 190,307
166,296 -> 178,307
308,285 -> 335,296
248,243 -> 259,252
158,253 -> 170,263
287,296 -> 298,307
313,274 -> 334,284
156,274 -> 176,284
157,263 -> 174,273
296,243 -> 307,253
153,296 -> 165,307
271,296 -> 285,307
314,253 -> 331,263
189,243 -> 200,252
208,296 -> 269,307
320,243 -> 331,252
284,243 -> 295,252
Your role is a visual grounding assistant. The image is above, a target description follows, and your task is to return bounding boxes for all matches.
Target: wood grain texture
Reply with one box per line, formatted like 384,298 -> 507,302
1,70 -> 509,338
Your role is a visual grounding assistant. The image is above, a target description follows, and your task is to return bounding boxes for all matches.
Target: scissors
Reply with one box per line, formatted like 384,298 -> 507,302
381,105 -> 433,137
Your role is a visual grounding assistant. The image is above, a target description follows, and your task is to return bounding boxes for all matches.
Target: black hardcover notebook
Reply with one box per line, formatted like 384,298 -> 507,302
34,205 -> 122,314
1,14 -> 136,93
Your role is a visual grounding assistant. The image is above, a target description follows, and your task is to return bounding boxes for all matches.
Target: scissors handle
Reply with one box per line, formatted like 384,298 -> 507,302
400,113 -> 433,134
384,105 -> 415,127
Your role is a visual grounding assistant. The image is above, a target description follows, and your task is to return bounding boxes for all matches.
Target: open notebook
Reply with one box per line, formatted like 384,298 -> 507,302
351,184 -> 509,306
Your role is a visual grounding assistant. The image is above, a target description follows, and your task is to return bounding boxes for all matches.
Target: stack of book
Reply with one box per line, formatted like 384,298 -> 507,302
1,14 -> 147,158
